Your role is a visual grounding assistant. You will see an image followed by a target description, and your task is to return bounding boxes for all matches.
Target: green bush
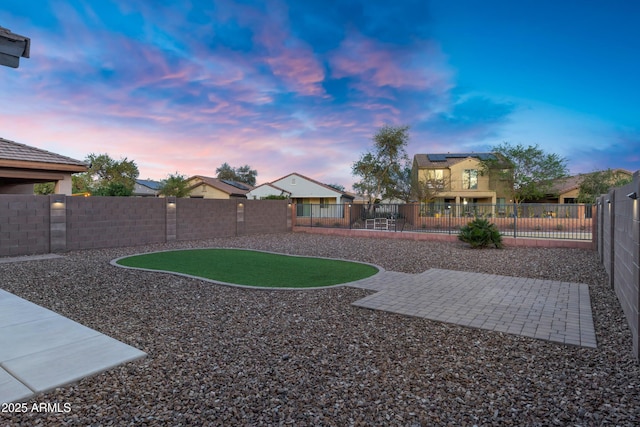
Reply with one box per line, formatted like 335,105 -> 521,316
458,218 -> 504,249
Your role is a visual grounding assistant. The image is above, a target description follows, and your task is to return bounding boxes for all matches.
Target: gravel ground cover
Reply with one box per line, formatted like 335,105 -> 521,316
1,232 -> 639,426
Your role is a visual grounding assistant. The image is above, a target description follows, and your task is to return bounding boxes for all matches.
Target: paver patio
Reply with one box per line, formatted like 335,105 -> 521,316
348,268 -> 597,348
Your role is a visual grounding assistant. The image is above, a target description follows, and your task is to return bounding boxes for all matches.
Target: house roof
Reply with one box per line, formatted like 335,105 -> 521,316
549,169 -> 634,195
135,179 -> 161,190
187,175 -> 254,196
249,182 -> 291,195
414,152 -> 497,168
271,172 -> 354,199
0,137 -> 88,172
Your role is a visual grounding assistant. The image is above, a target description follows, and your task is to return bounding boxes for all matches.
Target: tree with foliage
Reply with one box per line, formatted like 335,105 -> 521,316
352,124 -> 410,204
386,162 -> 444,203
576,169 -> 632,203
384,164 -> 411,202
34,182 -> 55,195
326,183 -> 345,192
410,167 -> 450,203
92,182 -> 133,196
158,172 -> 190,197
481,142 -> 568,203
215,163 -> 257,186
74,153 -> 139,196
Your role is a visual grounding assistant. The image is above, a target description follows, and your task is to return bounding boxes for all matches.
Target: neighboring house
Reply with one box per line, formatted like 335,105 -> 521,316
186,175 -> 252,199
539,169 -> 633,204
246,183 -> 292,199
133,179 -> 161,197
269,172 -> 354,204
253,172 -> 354,218
412,152 -> 512,211
0,137 -> 87,195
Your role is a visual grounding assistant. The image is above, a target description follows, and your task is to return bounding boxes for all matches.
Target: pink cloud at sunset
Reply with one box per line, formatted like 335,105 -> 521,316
0,0 -> 638,191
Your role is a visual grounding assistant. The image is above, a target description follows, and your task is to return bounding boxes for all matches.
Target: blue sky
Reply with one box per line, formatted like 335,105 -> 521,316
1,0 -> 638,189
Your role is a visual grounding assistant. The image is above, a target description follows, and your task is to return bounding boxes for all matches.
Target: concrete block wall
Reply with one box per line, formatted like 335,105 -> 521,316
0,196 -> 291,257
0,195 -> 51,257
175,199 -> 238,240
596,171 -> 640,359
242,200 -> 291,236
65,197 -> 167,250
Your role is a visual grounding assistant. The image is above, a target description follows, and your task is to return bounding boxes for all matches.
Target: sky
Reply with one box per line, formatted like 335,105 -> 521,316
1,0 -> 638,190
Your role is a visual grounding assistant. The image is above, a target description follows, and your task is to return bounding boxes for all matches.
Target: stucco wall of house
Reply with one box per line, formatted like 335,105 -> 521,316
272,174 -> 341,201
246,185 -> 288,200
188,184 -> 230,199
416,158 -> 511,203
0,183 -> 35,194
448,158 -> 489,191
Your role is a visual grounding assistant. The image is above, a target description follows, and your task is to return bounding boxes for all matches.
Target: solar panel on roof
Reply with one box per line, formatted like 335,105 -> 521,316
426,153 -> 496,162
427,154 -> 447,161
220,179 -> 250,190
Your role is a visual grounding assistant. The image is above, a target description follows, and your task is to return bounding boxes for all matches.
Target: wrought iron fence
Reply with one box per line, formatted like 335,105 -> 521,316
293,203 -> 594,241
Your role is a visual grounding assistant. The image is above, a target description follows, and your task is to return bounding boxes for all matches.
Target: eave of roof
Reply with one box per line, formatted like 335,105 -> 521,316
187,175 -> 253,195
271,172 -> 354,199
413,152 -> 500,169
0,138 -> 87,172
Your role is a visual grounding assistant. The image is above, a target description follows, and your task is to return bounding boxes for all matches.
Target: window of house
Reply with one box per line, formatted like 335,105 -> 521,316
426,169 -> 445,189
427,169 -> 444,180
320,197 -> 332,208
462,169 -> 478,189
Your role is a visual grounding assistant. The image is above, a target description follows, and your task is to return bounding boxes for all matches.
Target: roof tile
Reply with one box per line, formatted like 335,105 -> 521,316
0,137 -> 87,167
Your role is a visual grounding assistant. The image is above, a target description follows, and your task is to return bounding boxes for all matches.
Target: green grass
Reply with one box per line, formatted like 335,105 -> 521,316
115,249 -> 379,288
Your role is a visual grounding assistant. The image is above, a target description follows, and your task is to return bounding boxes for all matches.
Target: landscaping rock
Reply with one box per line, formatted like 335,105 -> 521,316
0,233 -> 638,426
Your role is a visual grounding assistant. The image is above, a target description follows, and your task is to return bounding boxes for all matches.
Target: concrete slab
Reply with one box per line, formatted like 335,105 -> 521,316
0,316 -> 100,361
0,290 -> 146,403
0,368 -> 32,403
0,289 -> 59,327
0,254 -> 64,264
4,335 -> 147,395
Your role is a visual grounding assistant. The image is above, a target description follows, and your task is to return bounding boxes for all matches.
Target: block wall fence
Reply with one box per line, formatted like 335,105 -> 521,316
595,171 -> 640,360
0,196 -> 291,257
1,181 -> 640,359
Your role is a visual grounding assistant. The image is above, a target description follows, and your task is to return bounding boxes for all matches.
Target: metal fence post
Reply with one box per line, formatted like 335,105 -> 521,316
513,202 -> 517,238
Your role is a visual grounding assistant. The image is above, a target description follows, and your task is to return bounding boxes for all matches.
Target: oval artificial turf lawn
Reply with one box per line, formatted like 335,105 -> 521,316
115,249 -> 379,288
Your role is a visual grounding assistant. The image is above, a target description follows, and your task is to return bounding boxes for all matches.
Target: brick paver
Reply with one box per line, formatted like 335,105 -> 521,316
348,268 -> 597,348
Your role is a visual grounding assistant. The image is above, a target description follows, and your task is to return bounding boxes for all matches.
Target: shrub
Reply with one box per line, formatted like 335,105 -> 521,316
458,218 -> 504,249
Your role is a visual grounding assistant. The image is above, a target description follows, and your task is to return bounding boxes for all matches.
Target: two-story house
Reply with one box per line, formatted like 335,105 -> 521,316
412,152 -> 512,215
